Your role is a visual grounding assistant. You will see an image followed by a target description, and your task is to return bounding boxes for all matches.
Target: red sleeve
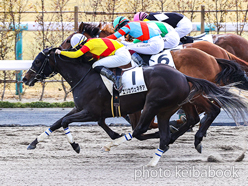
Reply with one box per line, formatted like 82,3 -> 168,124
80,45 -> 90,54
106,34 -> 118,40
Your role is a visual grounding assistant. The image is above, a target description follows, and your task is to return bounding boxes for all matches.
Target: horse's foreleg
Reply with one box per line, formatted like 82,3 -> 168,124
146,112 -> 172,167
61,109 -> 96,153
27,107 -> 78,150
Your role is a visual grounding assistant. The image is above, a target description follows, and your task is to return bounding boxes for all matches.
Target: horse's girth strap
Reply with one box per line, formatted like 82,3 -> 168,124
111,96 -> 121,117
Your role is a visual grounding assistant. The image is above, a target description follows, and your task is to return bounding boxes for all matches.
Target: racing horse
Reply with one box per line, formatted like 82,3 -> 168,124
212,33 -> 248,62
60,22 -> 248,134
22,48 -> 248,166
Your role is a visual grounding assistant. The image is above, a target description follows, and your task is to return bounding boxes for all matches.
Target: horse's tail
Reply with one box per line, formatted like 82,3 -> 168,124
215,58 -> 248,90
185,75 -> 248,125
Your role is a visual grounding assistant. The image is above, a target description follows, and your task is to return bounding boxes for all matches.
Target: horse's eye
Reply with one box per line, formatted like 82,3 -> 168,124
66,39 -> 70,43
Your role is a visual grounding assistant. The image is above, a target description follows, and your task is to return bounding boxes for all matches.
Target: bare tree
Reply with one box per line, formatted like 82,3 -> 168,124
103,0 -> 122,22
155,0 -> 167,12
0,0 -> 15,100
89,0 -> 102,22
206,0 -> 236,34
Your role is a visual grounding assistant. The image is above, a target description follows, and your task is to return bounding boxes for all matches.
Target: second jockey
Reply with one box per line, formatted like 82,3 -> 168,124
133,12 -> 193,44
106,16 -> 164,66
133,21 -> 180,50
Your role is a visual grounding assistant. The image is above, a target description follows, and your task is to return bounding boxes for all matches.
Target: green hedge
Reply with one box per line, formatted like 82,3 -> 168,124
0,101 -> 75,108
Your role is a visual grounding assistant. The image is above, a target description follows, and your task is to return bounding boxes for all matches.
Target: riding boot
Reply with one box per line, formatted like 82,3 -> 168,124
100,67 -> 123,92
131,52 -> 147,67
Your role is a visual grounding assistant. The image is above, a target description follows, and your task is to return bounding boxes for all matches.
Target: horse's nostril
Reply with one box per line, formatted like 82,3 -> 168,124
22,77 -> 27,82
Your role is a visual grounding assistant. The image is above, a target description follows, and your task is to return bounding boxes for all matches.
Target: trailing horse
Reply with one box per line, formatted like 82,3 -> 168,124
22,48 -> 248,166
212,33 -> 248,62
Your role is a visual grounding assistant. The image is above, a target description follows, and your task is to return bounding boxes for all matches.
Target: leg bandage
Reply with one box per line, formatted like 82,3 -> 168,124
64,127 -> 75,144
147,148 -> 164,167
37,128 -> 52,142
103,133 -> 133,151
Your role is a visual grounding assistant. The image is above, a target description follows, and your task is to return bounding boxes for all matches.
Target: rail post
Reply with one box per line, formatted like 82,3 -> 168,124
201,5 -> 205,33
74,6 -> 78,31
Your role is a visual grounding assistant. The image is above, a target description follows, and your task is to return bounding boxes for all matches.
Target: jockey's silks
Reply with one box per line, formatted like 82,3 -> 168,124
106,21 -> 160,43
60,38 -> 124,58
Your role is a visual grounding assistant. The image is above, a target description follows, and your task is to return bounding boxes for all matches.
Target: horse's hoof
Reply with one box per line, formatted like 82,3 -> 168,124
146,162 -> 157,167
101,146 -> 110,152
146,163 -> 155,167
71,142 -> 80,154
27,144 -> 36,150
27,139 -> 38,150
195,143 -> 202,153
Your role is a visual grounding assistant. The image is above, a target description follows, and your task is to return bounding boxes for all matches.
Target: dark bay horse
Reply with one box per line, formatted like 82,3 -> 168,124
60,24 -> 248,115
59,22 -> 248,151
22,48 -> 248,166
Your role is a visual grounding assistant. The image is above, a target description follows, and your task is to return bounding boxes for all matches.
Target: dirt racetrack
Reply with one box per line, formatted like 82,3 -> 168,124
0,125 -> 247,186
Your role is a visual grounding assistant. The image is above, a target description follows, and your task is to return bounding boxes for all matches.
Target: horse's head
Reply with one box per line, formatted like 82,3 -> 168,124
22,47 -> 57,86
60,22 -> 114,50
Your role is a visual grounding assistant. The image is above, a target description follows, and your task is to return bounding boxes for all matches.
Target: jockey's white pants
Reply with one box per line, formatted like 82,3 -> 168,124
175,16 -> 193,38
92,46 -> 131,68
163,31 -> 180,49
121,35 -> 164,55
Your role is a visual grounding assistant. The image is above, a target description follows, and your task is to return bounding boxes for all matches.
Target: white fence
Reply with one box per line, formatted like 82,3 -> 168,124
0,60 -> 32,70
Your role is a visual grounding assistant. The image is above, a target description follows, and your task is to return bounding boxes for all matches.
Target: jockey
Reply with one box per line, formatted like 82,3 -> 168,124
106,16 -> 164,66
133,12 -> 193,44
133,21 -> 180,49
55,34 -> 131,92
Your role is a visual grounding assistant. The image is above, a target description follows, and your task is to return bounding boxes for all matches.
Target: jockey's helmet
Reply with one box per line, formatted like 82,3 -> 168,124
113,16 -> 130,32
133,12 -> 148,21
71,33 -> 88,49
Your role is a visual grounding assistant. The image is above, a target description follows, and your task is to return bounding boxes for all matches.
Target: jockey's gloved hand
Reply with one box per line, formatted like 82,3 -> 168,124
55,49 -> 61,55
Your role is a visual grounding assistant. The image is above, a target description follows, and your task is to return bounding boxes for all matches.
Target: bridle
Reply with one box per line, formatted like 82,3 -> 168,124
30,49 -> 92,94
29,50 -> 57,83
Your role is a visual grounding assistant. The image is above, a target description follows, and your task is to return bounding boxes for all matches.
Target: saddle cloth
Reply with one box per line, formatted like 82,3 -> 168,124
148,49 -> 175,68
101,67 -> 148,96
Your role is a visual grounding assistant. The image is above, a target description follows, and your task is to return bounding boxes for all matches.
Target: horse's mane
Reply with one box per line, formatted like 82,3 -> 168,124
78,22 -> 101,37
78,22 -> 114,37
101,23 -> 114,34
